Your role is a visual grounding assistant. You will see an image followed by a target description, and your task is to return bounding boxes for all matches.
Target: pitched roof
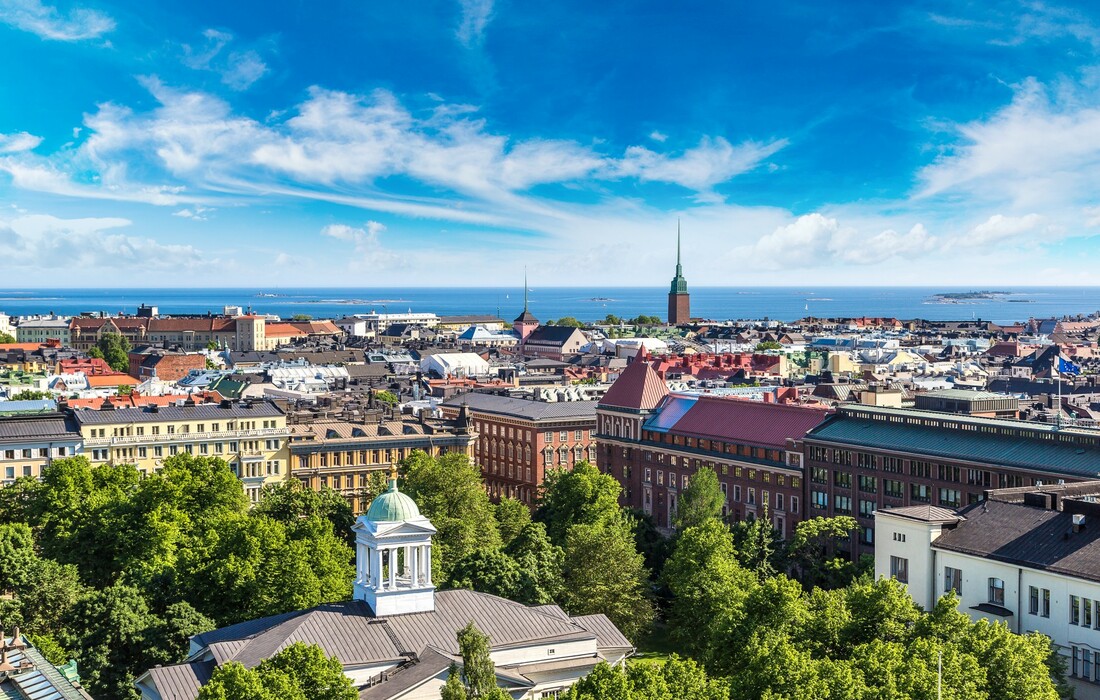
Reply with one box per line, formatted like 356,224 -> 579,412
878,504 -> 961,523
663,395 -> 832,449
525,326 -> 583,344
933,500 -> 1100,583
71,400 -> 284,425
598,359 -> 669,411
0,413 -> 81,443
442,393 -> 597,422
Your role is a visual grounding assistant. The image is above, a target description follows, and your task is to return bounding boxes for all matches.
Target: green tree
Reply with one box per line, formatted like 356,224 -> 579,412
673,466 -> 723,531
255,480 -> 354,545
117,384 -> 133,396
198,642 -> 356,700
730,507 -> 782,580
0,331 -> 15,343
628,509 -> 672,580
449,548 -> 521,599
550,317 -> 584,328
493,497 -> 531,548
603,314 -> 623,325
564,662 -> 630,700
375,389 -> 399,405
785,515 -> 859,589
401,451 -> 500,583
505,522 -> 564,605
536,462 -> 622,546
205,340 -> 220,351
661,519 -> 756,667
562,514 -> 654,642
0,522 -> 37,591
96,332 -> 132,373
754,341 -> 782,351
289,314 -> 313,321
9,389 -> 50,401
65,583 -> 160,700
441,623 -> 510,700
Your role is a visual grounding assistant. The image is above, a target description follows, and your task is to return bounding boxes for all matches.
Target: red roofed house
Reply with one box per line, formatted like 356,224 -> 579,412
597,353 -> 832,534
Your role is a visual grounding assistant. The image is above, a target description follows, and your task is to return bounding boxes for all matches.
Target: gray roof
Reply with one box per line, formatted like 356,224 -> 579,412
878,504 -> 961,523
155,589 -> 617,700
442,393 -> 597,422
139,662 -> 213,700
358,647 -> 453,700
807,406 -> 1100,479
71,401 -> 284,425
933,500 -> 1100,583
0,414 -> 81,443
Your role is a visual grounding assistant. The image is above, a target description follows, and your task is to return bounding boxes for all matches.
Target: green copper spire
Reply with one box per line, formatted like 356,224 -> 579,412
670,220 -> 688,294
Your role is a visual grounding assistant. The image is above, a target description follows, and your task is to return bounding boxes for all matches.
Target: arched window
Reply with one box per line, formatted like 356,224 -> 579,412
525,445 -> 531,462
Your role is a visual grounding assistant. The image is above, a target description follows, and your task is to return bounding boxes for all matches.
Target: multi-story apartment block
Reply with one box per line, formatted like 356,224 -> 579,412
287,411 -> 477,516
15,318 -> 70,345
71,399 -> 290,503
804,405 -> 1100,559
0,413 -> 82,484
441,393 -> 598,506
875,482 -> 1100,700
68,315 -> 340,352
596,357 -> 830,536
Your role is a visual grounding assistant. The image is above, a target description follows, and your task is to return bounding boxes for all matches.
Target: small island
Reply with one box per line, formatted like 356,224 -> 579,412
926,290 -> 1012,304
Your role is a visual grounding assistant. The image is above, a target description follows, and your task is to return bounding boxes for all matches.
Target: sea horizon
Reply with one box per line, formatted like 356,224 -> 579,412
3,286 -> 1100,326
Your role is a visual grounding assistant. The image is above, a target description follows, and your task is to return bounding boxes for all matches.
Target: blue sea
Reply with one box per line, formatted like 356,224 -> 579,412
1,287 -> 1099,325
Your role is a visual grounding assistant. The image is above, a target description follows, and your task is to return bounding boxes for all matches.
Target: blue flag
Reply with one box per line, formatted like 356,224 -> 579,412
1057,357 -> 1081,376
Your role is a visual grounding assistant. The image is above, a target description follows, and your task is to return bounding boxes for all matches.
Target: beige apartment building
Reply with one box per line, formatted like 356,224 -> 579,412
71,399 -> 291,503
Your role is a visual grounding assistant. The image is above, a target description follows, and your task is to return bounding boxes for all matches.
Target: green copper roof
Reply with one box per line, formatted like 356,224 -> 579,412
670,222 -> 688,294
365,479 -> 421,522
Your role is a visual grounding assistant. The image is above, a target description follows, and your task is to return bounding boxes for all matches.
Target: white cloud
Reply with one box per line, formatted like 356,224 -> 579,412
648,130 -> 667,143
0,0 -> 114,40
0,131 -> 41,153
172,206 -> 212,221
917,78 -> 1100,210
320,221 -> 402,269
747,214 -> 937,269
182,29 -> 268,90
613,136 -> 788,191
0,214 -> 204,270
456,0 -> 493,47
959,213 -> 1044,246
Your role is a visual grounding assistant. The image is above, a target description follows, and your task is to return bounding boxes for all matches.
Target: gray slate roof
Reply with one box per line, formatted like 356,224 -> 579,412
442,393 -> 597,422
0,414 -> 81,443
933,500 -> 1100,583
71,401 -> 284,425
155,589 -> 618,700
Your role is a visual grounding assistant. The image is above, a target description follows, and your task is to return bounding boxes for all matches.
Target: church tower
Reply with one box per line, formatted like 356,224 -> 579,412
667,222 -> 690,325
353,476 -> 437,616
513,270 -> 539,340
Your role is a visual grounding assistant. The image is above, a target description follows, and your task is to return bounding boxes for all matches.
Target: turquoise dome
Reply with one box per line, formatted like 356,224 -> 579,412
365,479 -> 420,522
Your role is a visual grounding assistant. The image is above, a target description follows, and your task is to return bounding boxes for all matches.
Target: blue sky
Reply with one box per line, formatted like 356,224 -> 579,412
2,0 -> 1100,286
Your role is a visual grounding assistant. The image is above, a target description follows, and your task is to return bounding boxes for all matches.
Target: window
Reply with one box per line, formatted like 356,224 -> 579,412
988,578 -> 1005,606
791,496 -> 799,514
859,499 -> 877,517
884,479 -> 903,498
1085,649 -> 1094,682
834,471 -> 851,488
775,493 -> 784,511
1042,589 -> 1051,618
859,475 -> 877,493
938,488 -> 961,508
945,567 -> 962,595
860,526 -> 874,545
811,491 -> 828,509
733,485 -> 742,502
1086,598 -> 1093,628
890,556 -> 908,583
811,467 -> 828,484
911,483 -> 931,502
834,495 -> 852,514
1072,595 -> 1081,625
560,430 -> 568,441
1029,586 -> 1040,615
747,488 -> 756,505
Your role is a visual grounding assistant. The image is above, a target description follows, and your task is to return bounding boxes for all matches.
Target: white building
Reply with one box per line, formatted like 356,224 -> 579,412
15,317 -> 70,345
875,484 -> 1100,700
135,479 -> 632,700
420,352 -> 491,379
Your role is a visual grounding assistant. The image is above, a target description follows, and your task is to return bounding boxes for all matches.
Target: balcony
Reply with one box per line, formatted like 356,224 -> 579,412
84,427 -> 287,446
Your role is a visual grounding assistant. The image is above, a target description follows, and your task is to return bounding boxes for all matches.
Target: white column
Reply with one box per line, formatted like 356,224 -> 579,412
411,544 -> 419,587
424,546 -> 432,585
372,547 -> 383,589
388,548 -> 396,590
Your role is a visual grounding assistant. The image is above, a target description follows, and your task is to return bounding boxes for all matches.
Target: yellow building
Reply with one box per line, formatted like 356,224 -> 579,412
288,411 -> 476,516
0,413 -> 83,484
72,399 -> 290,503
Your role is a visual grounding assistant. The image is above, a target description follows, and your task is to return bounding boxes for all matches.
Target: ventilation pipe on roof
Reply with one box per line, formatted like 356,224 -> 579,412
1074,513 -> 1086,533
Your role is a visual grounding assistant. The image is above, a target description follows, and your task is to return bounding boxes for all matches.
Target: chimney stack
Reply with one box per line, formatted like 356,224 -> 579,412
9,626 -> 23,649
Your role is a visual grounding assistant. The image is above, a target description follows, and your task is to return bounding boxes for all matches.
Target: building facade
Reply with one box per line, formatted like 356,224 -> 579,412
441,393 -> 598,506
288,415 -> 477,516
15,318 -> 71,345
0,413 -> 82,484
875,483 -> 1100,700
596,357 -> 829,535
804,405 -> 1100,560
72,400 -> 290,503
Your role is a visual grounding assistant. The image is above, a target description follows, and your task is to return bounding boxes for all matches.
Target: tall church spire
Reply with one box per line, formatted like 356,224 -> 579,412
667,221 -> 690,325
523,267 -> 529,311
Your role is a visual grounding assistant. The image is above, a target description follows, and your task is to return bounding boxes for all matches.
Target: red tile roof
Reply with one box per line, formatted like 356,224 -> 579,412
599,358 -> 669,411
670,396 -> 832,449
86,374 -> 142,387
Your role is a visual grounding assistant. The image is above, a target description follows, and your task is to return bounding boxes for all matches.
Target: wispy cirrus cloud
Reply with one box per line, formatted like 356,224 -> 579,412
456,0 -> 494,47
182,29 -> 269,91
0,131 -> 41,153
0,0 -> 114,40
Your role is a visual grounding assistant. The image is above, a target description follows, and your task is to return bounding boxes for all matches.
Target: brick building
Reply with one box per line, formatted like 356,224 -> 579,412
287,411 -> 477,516
595,357 -> 830,536
441,393 -> 598,506
128,348 -> 207,381
802,405 -> 1100,560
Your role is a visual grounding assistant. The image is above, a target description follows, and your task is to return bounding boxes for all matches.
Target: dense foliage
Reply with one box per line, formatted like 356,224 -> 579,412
0,454 -> 353,700
197,641 -> 357,700
87,332 -> 132,373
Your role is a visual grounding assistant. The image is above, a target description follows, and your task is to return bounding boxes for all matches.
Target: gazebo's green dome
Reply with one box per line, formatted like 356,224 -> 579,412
365,479 -> 420,522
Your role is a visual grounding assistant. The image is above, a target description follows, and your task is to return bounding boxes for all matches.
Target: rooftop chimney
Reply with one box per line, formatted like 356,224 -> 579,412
9,626 -> 23,649
0,647 -> 13,673
1074,513 -> 1086,533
